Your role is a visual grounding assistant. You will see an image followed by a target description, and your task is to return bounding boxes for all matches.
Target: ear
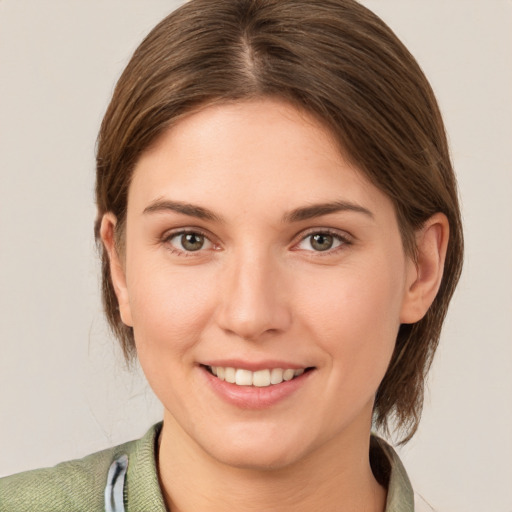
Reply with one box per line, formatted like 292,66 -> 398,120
400,213 -> 449,324
99,213 -> 133,327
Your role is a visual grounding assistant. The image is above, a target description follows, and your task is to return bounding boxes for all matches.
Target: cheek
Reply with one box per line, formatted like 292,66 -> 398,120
125,261 -> 220,405
125,258 -> 217,354
298,257 -> 405,379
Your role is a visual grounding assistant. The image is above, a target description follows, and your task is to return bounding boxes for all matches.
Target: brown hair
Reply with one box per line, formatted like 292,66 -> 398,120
95,0 -> 463,441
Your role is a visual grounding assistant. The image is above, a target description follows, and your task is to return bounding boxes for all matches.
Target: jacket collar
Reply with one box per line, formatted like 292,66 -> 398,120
122,422 -> 167,512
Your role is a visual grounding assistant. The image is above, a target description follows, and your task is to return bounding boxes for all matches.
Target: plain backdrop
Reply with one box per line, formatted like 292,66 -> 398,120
1,1 -> 511,511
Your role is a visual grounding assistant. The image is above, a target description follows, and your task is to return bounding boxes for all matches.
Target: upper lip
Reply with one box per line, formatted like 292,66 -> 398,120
200,360 -> 311,371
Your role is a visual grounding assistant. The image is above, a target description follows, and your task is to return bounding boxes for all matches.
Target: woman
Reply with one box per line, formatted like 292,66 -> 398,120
0,0 -> 463,511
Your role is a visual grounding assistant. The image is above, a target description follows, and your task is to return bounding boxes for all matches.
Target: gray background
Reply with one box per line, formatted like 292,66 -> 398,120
1,1 -> 511,511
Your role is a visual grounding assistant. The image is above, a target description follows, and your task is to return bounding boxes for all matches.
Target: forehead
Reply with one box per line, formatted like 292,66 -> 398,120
127,98 -> 394,224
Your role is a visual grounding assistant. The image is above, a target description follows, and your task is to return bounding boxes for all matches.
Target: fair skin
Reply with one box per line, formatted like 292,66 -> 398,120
101,98 -> 448,512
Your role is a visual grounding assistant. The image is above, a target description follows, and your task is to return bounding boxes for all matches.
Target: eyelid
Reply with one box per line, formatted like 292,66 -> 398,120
162,227 -> 219,254
291,227 -> 353,252
160,226 -> 352,256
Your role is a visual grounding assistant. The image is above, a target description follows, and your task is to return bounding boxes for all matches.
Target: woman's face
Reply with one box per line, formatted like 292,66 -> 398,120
111,98 -> 417,469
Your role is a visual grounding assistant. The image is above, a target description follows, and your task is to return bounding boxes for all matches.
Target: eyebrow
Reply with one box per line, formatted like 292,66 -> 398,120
143,198 -> 373,224
283,201 -> 374,223
143,199 -> 223,222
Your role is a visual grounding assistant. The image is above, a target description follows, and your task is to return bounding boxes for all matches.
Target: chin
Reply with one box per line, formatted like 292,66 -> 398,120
208,441 -> 306,471
195,422 -> 320,472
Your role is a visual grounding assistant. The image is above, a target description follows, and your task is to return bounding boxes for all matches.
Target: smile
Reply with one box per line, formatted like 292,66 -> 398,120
207,366 -> 308,387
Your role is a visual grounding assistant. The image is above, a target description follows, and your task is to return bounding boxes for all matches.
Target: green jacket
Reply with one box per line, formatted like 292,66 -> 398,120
0,423 -> 416,512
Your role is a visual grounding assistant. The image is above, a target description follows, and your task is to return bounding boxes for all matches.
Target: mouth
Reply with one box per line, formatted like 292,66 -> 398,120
202,365 -> 314,387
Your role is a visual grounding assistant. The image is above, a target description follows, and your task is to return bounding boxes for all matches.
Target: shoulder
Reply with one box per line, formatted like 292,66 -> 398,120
0,446 -> 115,511
0,424 -> 161,512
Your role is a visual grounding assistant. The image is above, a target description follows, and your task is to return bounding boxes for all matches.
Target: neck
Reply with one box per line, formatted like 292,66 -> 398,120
157,412 -> 387,512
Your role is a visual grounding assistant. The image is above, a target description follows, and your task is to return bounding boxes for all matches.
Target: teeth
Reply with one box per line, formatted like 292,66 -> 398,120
224,367 -> 236,383
252,369 -> 270,387
283,369 -> 295,381
209,366 -> 307,387
270,368 -> 284,384
235,369 -> 253,386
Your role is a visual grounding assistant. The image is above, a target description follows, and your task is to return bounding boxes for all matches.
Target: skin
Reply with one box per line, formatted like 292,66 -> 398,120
101,98 -> 448,512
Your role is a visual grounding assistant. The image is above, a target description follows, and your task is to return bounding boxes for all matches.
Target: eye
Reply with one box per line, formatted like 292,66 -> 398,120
166,231 -> 214,253
296,231 -> 348,252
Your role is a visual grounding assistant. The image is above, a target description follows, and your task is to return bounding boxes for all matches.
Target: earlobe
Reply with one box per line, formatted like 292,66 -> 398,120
99,213 -> 133,327
400,213 -> 449,324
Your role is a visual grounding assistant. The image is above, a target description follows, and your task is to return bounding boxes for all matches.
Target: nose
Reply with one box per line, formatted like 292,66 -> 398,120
215,250 -> 292,341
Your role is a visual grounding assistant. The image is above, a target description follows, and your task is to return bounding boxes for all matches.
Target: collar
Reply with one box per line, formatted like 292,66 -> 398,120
105,422 -> 167,512
370,435 -> 415,512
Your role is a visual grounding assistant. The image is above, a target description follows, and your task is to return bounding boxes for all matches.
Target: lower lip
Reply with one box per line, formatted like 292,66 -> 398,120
201,367 -> 313,409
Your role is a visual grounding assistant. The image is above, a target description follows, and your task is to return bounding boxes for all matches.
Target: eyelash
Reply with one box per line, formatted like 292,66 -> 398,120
162,228 -> 352,257
293,229 -> 352,255
162,229 -> 216,257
